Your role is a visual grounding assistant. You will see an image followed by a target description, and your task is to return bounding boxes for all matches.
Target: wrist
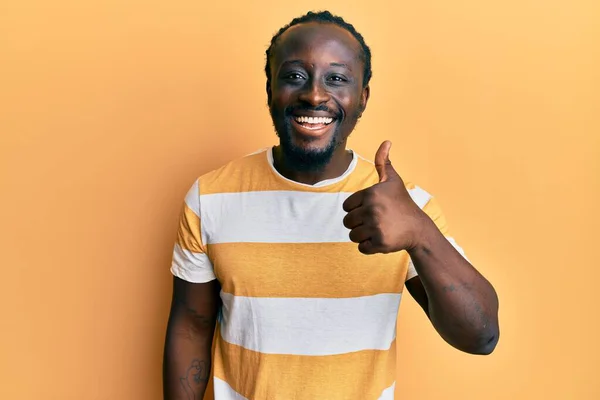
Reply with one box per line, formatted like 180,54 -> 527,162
407,211 -> 438,254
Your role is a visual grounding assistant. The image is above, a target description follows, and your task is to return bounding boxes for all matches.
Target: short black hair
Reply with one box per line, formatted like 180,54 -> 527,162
265,11 -> 372,89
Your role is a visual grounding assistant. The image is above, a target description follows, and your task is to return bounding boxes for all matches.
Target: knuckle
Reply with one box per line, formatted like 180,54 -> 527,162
371,204 -> 384,218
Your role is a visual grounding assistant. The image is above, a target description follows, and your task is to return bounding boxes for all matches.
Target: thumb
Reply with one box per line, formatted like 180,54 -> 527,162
375,140 -> 400,182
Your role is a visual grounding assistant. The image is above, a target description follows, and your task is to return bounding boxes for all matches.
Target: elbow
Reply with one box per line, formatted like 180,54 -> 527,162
472,333 -> 499,355
439,325 -> 500,355
464,327 -> 500,355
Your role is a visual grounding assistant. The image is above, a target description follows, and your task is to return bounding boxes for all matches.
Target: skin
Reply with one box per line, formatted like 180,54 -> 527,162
164,20 -> 499,400
343,140 -> 499,354
267,22 -> 369,184
163,278 -> 220,400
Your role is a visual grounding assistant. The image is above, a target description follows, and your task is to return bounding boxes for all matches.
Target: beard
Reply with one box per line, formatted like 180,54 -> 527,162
269,104 -> 345,173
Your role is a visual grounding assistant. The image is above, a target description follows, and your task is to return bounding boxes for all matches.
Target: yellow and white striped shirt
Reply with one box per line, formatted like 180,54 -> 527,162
171,147 -> 466,400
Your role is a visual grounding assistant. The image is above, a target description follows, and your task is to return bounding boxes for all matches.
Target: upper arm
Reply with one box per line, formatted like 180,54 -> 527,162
168,179 -> 221,332
170,277 -> 221,333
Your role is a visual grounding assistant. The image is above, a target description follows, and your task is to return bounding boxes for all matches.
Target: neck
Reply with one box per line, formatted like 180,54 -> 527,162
273,144 -> 353,185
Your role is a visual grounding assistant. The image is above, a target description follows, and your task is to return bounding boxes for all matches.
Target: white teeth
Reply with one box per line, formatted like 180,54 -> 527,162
294,116 -> 334,125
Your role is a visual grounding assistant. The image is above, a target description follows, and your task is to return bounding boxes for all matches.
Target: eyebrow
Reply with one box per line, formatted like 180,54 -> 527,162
281,60 -> 352,70
330,62 -> 350,70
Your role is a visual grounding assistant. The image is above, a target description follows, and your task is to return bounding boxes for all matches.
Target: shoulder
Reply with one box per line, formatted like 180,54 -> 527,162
197,148 -> 271,195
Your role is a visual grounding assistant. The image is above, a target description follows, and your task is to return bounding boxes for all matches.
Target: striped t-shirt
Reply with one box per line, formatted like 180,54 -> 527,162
171,147 -> 466,400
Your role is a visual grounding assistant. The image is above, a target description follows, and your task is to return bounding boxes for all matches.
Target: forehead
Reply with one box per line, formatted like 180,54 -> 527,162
272,22 -> 363,67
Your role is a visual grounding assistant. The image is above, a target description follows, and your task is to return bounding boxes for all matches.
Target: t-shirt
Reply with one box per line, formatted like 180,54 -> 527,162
171,147 -> 467,400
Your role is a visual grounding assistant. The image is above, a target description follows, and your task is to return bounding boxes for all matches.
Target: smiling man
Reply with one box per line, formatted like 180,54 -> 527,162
163,10 -> 499,400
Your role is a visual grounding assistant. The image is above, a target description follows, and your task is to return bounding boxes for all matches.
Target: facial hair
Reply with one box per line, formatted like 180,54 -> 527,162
269,104 -> 345,173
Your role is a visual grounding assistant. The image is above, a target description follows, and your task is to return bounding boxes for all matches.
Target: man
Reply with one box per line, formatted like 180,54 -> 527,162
163,10 -> 499,400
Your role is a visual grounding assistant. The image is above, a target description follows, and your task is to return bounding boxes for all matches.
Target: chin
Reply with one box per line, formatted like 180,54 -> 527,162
278,128 -> 340,173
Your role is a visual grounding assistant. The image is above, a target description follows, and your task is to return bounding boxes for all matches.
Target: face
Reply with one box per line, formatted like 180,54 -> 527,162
267,22 -> 370,172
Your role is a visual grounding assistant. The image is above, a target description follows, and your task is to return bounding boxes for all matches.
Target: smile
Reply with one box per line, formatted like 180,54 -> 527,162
293,116 -> 335,131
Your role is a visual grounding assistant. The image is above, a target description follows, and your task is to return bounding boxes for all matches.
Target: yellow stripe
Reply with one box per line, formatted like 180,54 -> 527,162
212,327 -> 396,400
207,242 -> 409,298
176,203 -> 205,253
199,151 -> 381,194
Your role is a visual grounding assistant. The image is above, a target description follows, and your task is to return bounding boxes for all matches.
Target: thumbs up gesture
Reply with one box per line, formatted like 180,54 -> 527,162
342,141 -> 427,255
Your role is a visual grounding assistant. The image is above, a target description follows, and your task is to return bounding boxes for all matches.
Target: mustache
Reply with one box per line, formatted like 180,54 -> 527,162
284,104 -> 343,119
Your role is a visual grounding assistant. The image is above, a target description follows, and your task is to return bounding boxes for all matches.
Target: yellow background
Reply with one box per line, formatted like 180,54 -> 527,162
1,0 -> 598,399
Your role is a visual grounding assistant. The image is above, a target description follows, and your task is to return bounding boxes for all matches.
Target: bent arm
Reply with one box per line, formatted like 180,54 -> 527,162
163,277 -> 221,400
406,217 -> 499,355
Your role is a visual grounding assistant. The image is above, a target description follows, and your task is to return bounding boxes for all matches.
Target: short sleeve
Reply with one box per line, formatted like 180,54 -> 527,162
170,179 -> 216,283
405,184 -> 469,282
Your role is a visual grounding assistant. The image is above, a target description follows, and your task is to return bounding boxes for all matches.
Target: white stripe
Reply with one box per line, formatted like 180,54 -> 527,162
408,185 -> 432,209
171,244 -> 216,283
213,375 -> 393,400
219,292 -> 401,356
201,191 -> 353,243
405,260 -> 418,282
378,382 -> 396,400
200,188 -> 429,244
213,377 -> 248,400
184,179 -> 200,217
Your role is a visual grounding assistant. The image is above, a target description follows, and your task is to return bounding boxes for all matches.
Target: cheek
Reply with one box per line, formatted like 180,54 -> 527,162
338,96 -> 363,121
270,84 -> 294,105
337,87 -> 362,109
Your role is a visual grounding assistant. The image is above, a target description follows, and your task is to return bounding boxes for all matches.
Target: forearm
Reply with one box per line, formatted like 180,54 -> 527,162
163,311 -> 214,400
409,218 -> 499,354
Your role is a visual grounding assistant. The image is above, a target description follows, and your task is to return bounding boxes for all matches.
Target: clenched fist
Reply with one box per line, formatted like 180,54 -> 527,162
342,141 -> 429,255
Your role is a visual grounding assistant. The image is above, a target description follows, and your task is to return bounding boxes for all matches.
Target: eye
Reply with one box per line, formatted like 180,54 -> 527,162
284,72 -> 305,80
328,75 -> 348,83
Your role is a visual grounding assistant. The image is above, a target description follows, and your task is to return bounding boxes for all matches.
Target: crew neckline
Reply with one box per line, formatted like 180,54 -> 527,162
266,146 -> 358,188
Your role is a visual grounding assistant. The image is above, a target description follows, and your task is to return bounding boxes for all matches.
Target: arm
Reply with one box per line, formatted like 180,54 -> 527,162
405,219 -> 499,355
165,178 -> 220,398
163,276 -> 221,400
342,141 -> 499,355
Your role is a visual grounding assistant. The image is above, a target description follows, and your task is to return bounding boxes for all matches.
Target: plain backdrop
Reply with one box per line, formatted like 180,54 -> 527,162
1,0 -> 599,399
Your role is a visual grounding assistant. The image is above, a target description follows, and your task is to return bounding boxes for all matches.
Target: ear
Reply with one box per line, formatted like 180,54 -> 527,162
358,85 -> 370,117
266,80 -> 272,105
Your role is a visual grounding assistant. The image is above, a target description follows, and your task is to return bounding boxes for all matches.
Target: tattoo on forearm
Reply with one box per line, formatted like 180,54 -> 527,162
444,284 -> 457,292
180,359 -> 209,400
443,283 -> 471,292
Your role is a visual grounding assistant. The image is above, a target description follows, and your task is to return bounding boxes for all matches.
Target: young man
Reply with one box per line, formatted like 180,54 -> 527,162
163,11 -> 499,400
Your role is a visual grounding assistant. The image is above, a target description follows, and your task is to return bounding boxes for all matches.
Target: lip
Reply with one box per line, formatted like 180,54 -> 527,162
290,116 -> 337,138
291,111 -> 337,118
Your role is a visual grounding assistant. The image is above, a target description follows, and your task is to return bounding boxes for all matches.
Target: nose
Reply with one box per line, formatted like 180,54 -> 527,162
297,78 -> 330,106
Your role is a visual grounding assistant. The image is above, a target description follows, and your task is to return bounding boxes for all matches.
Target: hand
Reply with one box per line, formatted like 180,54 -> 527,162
342,141 -> 427,255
